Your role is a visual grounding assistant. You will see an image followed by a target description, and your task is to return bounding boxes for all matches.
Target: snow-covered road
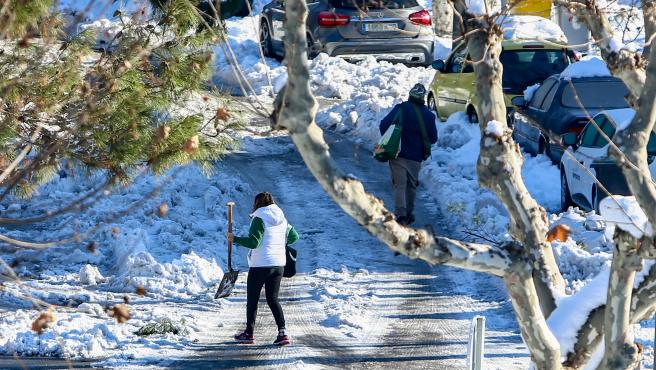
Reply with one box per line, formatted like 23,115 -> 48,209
160,127 -> 529,369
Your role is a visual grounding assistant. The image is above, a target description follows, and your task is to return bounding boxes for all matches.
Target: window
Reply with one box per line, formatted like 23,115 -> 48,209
500,49 -> 571,94
580,115 -> 615,148
540,81 -> 559,110
448,45 -> 472,73
561,80 -> 629,109
529,79 -> 557,109
330,0 -> 418,9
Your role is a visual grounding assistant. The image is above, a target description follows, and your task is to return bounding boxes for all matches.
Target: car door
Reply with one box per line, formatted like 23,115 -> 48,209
567,115 -> 613,208
269,0 -> 286,54
514,78 -> 558,154
435,44 -> 469,117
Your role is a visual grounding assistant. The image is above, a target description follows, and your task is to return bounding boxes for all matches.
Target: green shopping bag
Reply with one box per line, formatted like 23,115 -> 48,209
374,109 -> 403,162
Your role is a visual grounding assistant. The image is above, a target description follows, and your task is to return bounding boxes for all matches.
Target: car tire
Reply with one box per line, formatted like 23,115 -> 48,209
427,94 -> 439,117
561,170 -> 574,212
307,34 -> 318,59
467,107 -> 478,124
260,21 -> 274,58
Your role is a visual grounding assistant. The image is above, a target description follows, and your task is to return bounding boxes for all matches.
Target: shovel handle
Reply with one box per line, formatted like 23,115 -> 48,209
227,202 -> 235,272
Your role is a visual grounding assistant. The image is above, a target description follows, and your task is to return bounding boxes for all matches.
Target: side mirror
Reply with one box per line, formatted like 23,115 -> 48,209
431,59 -> 446,72
562,132 -> 578,147
511,96 -> 527,107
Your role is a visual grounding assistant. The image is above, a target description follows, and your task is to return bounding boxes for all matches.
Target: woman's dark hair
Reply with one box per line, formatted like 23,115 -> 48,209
252,192 -> 275,213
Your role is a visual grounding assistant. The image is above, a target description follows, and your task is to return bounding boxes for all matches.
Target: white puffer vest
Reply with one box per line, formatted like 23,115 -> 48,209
248,204 -> 288,267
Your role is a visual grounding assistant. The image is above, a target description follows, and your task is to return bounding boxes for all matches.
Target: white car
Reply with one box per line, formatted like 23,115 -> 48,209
559,108 -> 656,212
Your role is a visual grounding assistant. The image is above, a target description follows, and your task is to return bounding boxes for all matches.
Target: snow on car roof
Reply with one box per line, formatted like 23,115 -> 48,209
560,56 -> 611,80
601,108 -> 636,131
498,15 -> 568,44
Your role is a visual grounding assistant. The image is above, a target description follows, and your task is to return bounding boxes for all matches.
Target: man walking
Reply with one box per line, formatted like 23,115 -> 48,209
379,84 -> 438,226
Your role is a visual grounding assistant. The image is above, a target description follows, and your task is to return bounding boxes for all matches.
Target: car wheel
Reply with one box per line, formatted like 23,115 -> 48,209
260,21 -> 274,58
560,170 -> 574,212
427,94 -> 439,116
306,34 -> 318,59
467,107 -> 478,124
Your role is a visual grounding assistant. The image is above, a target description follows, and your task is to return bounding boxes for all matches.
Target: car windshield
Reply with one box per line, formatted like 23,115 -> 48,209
329,0 -> 418,9
500,49 -> 570,94
561,80 -> 630,109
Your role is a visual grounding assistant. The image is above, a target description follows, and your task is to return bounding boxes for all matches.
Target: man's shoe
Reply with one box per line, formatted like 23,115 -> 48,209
234,331 -> 255,344
273,334 -> 290,346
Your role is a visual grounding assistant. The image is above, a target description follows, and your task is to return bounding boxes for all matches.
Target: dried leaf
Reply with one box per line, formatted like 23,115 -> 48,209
216,108 -> 231,122
31,309 -> 55,335
108,304 -> 130,323
546,224 -> 571,243
86,241 -> 97,253
157,203 -> 169,217
183,135 -> 199,154
135,286 -> 147,296
123,295 -> 130,304
111,227 -> 121,237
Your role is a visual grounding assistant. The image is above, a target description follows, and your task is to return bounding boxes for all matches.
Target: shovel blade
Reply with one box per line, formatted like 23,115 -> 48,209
214,270 -> 239,299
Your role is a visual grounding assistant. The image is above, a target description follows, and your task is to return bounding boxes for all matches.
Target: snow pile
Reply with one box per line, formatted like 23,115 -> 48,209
499,15 -> 568,44
312,55 -> 434,142
523,83 -> 540,102
610,108 -> 636,131
560,56 -> 611,80
600,195 -> 653,238
78,18 -> 126,45
79,264 -> 105,286
0,163 -> 244,359
485,120 -> 505,137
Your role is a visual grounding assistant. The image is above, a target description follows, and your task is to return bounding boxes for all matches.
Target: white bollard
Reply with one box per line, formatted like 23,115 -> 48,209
466,315 -> 486,370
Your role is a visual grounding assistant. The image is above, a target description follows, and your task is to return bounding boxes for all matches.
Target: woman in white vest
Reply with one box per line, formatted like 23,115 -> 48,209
228,192 -> 299,346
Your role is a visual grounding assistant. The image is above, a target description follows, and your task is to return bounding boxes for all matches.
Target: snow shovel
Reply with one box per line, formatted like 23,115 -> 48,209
215,202 -> 239,299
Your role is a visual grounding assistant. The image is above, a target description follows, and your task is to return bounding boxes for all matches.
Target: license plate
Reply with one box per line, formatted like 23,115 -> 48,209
363,22 -> 398,32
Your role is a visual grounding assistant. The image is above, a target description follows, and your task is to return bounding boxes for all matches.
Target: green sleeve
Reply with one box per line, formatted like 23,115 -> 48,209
286,225 -> 300,245
233,217 -> 265,249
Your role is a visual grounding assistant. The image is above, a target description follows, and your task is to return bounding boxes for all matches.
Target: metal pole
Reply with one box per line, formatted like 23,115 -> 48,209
467,315 -> 486,370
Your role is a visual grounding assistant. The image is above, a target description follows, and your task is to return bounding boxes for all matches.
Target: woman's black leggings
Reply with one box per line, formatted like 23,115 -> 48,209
246,266 -> 285,334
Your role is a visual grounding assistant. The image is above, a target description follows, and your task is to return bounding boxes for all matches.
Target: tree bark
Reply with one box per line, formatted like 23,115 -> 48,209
452,3 -> 566,316
600,230 -> 642,370
432,0 -> 453,37
643,0 -> 656,58
505,265 -> 563,370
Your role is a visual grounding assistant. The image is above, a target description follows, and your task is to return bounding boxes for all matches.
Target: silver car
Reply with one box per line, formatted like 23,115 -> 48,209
259,0 -> 434,66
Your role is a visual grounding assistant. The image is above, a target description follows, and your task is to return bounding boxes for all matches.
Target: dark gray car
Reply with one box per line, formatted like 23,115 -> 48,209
511,75 -> 630,163
259,0 -> 434,66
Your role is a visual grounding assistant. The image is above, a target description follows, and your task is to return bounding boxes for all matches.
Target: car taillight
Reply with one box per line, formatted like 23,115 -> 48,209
568,124 -> 585,135
318,12 -> 349,27
409,10 -> 431,26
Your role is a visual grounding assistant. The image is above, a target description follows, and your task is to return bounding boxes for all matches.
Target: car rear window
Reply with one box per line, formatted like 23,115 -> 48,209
500,49 -> 570,94
329,0 -> 419,9
561,80 -> 629,109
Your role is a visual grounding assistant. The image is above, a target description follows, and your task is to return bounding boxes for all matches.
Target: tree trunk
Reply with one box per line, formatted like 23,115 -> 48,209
432,0 -> 453,37
600,230 -> 642,370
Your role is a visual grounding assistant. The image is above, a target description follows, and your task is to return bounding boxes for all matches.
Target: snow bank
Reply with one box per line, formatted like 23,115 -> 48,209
499,15 -> 568,44
600,195 -> 653,238
523,83 -> 540,102
560,56 -> 611,80
79,264 -> 105,286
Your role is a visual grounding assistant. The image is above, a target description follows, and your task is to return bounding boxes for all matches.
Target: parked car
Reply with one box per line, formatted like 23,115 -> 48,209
427,39 -> 575,123
511,75 -> 630,162
559,108 -> 656,212
259,0 -> 434,65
